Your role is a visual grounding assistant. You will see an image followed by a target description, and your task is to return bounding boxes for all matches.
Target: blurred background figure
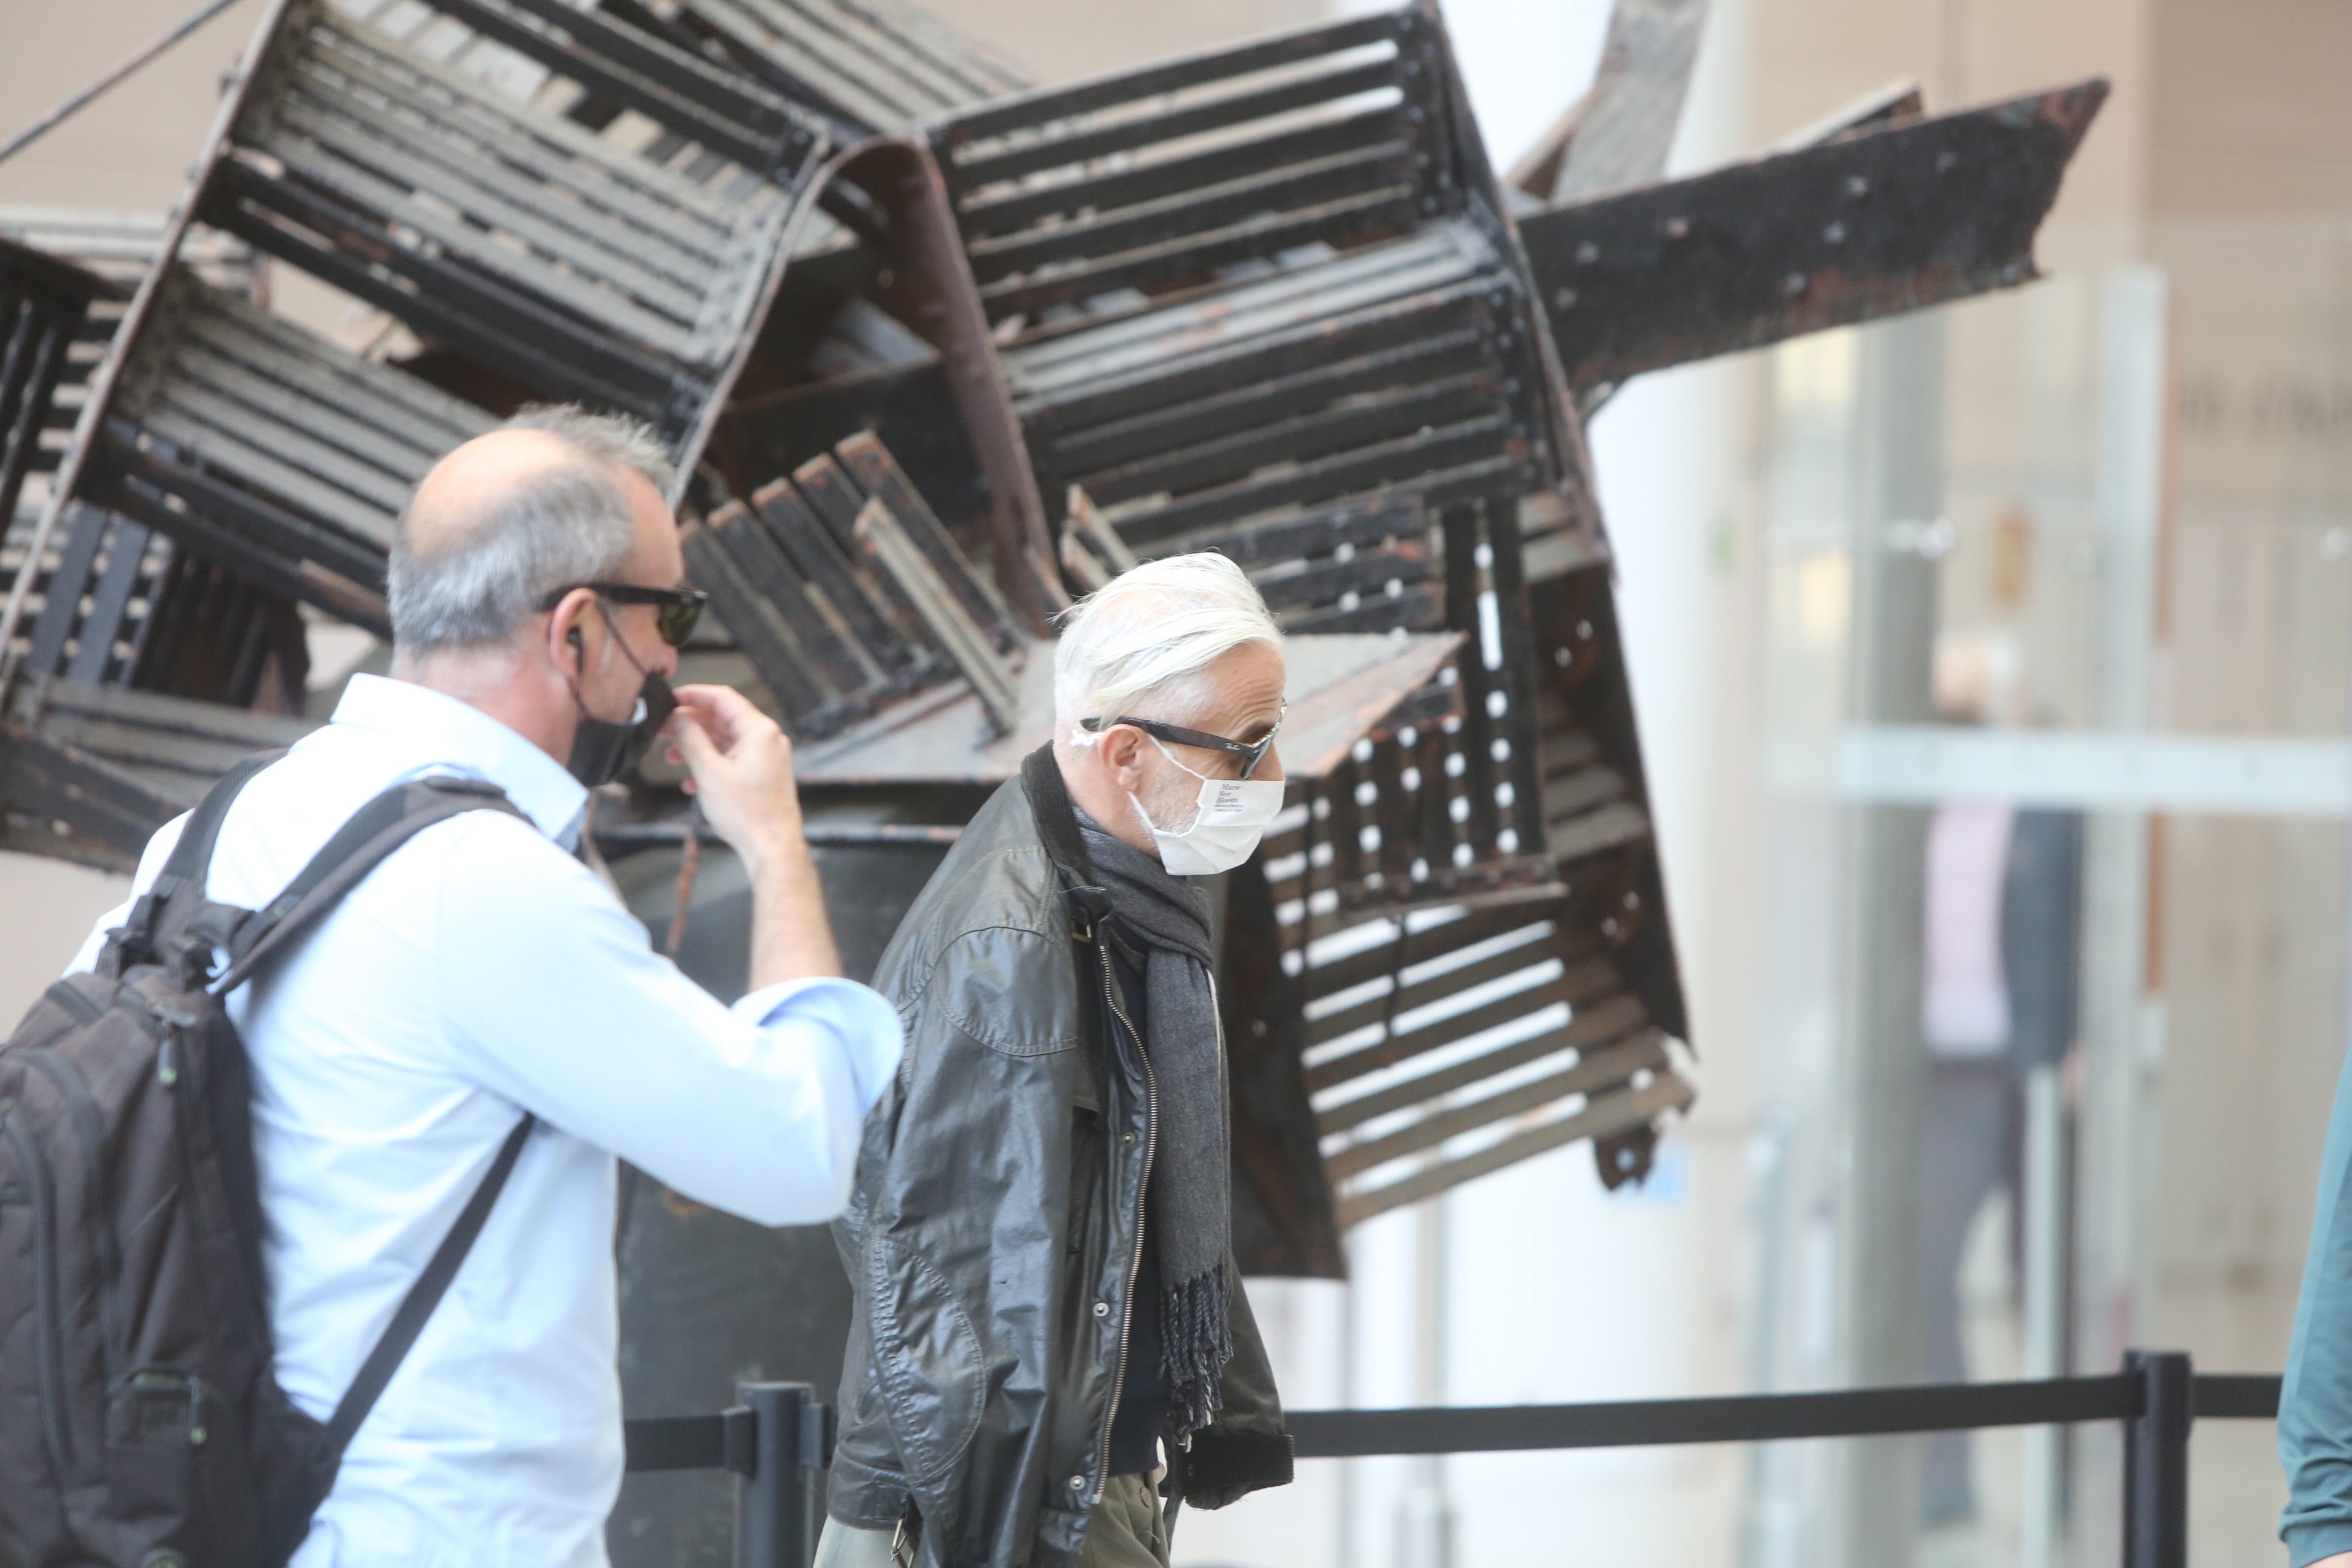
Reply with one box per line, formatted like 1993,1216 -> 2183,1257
1915,633 -> 2083,1527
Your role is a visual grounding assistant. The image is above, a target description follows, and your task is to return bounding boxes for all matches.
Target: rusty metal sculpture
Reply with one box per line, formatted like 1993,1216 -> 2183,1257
0,0 -> 2104,1278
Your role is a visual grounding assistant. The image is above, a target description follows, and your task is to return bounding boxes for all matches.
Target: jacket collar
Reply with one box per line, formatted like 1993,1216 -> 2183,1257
1019,744 -> 1110,941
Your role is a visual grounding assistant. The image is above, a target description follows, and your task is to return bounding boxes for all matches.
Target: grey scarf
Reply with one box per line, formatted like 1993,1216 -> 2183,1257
1076,808 -> 1234,1437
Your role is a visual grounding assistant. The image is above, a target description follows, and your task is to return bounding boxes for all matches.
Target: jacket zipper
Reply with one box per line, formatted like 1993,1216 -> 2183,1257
1090,937 -> 1157,1506
4,1106 -> 77,1477
26,1050 -> 123,1384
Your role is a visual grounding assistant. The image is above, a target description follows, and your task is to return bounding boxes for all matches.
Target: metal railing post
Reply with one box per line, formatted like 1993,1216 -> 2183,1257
734,1381 -> 830,1568
2122,1351 -> 2193,1568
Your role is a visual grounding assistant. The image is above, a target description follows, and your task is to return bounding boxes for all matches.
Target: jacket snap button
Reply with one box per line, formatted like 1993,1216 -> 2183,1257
1070,1475 -> 1087,1491
1122,1132 -> 1136,1144
1093,1300 -> 1110,1317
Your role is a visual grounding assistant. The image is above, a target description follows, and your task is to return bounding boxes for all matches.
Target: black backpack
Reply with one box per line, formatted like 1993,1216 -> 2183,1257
0,758 -> 533,1568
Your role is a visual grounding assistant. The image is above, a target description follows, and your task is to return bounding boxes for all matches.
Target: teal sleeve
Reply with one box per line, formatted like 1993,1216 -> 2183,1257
2282,1046 -> 2352,1565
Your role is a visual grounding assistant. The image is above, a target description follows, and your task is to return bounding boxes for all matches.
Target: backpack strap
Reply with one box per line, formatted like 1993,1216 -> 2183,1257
188,774 -> 538,1474
320,1112 -> 534,1458
206,775 -> 524,993
102,752 -> 281,973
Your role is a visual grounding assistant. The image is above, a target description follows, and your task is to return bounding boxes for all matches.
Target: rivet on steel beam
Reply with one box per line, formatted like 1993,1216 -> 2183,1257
1662,216 -> 1689,239
1553,287 -> 1577,311
1937,151 -> 1959,173
1574,241 -> 1599,266
1846,174 -> 1870,198
1783,272 -> 1808,295
1823,221 -> 1847,245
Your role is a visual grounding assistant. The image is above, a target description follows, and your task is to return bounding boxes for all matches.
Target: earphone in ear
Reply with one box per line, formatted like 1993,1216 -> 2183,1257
566,625 -> 586,673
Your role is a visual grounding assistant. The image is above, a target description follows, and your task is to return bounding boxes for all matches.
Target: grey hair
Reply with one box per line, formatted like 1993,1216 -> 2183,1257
387,405 -> 677,656
1053,552 -> 1284,739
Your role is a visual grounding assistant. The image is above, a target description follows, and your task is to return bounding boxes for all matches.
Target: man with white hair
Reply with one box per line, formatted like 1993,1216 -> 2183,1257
62,406 -> 902,1564
820,554 -> 1297,1568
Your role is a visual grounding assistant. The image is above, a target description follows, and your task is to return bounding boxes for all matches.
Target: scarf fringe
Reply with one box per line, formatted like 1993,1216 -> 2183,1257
1160,1259 -> 1235,1438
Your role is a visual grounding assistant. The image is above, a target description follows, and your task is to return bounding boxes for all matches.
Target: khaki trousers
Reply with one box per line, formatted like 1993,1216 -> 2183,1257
812,1475 -> 1170,1568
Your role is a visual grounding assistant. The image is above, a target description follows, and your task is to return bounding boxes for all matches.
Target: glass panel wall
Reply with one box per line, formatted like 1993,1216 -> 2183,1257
1743,224 -> 2352,1568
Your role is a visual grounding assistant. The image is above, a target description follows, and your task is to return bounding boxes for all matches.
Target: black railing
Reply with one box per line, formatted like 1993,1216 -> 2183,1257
627,1351 -> 2282,1568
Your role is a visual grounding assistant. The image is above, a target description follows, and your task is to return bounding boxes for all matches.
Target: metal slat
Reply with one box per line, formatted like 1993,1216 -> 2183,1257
203,172 -> 675,421
34,677 -> 315,744
1324,1028 -> 1670,1180
702,503 -> 878,698
835,432 -> 1016,646
1006,230 -> 1487,405
789,454 -> 943,652
1550,800 -> 1651,862
162,342 -> 443,514
22,507 -> 110,677
1170,492 -> 1428,568
296,28 -> 750,239
850,498 -> 1020,734
1318,992 -> 1651,1135
435,0 -> 803,169
951,58 -> 1408,196
940,10 -> 1401,148
978,188 -> 1420,323
1338,1076 -> 1693,1225
752,482 -> 921,676
94,434 -> 391,606
1254,546 -> 1434,616
964,141 -> 1419,285
262,137 -> 702,355
175,285 -> 489,443
130,401 -> 404,543
37,712 -> 263,776
1107,413 -> 1515,549
298,15 -> 718,209
753,0 -> 1005,119
682,523 -> 837,722
1282,582 -> 1446,636
1307,924 -> 1565,1048
270,94 -> 722,311
690,0 -> 920,132
1305,954 -> 1622,1094
61,521 -> 149,685
1066,370 -> 1501,511
959,106 -> 1408,239
1035,315 -> 1490,478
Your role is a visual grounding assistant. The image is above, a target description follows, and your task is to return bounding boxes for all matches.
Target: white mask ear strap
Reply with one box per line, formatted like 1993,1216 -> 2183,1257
1145,732 -> 1212,783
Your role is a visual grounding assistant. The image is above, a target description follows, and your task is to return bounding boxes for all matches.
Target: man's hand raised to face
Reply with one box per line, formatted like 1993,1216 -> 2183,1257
667,684 -> 802,869
665,684 -> 842,985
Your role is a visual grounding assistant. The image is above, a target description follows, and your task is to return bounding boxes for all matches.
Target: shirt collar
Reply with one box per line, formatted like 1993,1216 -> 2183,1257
325,674 -> 590,846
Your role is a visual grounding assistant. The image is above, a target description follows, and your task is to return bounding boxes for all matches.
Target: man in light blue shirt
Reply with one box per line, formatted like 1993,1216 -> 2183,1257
67,407 -> 903,1567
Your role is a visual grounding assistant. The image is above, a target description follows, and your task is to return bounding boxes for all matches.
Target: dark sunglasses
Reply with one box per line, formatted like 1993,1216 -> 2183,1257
538,582 -> 708,647
1079,702 -> 1286,779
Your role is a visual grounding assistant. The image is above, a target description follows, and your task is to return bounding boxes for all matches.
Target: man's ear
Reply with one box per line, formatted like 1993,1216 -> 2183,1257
1098,723 -> 1147,790
546,586 -> 598,674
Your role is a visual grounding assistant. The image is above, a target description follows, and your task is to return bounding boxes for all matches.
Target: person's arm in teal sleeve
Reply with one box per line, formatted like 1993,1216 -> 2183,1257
2280,1046 -> 2352,1566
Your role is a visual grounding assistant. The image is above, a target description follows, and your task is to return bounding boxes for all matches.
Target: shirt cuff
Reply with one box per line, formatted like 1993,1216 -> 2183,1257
733,976 -> 905,1111
2288,1520 -> 2352,1568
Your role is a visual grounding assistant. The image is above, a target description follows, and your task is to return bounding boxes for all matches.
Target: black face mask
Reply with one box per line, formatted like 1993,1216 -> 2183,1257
566,670 -> 675,788
564,608 -> 677,788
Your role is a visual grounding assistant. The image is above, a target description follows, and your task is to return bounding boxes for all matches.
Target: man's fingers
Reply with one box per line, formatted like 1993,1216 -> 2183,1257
671,712 -> 724,775
673,683 -> 776,752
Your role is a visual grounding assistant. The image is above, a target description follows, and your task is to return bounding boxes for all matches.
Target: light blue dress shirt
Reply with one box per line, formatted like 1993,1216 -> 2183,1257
67,674 -> 904,1568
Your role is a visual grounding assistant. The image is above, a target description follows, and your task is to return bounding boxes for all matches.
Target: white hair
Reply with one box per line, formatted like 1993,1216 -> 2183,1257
1053,552 -> 1284,741
387,405 -> 677,656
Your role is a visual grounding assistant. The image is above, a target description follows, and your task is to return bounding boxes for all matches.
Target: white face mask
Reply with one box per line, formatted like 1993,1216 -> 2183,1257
1127,736 -> 1285,876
